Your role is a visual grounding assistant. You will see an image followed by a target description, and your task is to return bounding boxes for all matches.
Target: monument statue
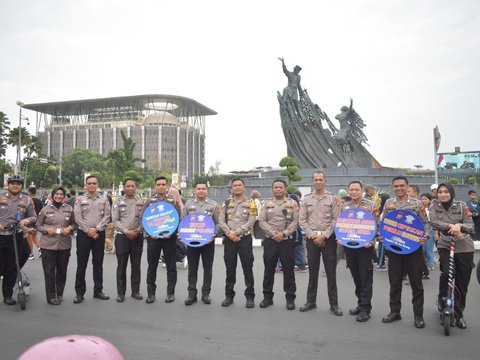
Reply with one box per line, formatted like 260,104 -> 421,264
277,58 -> 380,168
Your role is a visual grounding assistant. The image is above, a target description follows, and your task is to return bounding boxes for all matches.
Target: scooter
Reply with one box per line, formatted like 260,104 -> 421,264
440,236 -> 456,336
9,214 -> 28,310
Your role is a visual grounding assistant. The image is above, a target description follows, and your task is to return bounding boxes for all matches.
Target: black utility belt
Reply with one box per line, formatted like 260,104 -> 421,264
0,230 -> 21,236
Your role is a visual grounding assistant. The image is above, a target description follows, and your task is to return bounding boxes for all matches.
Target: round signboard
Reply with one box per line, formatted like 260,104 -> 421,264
178,213 -> 216,247
334,208 -> 377,249
379,209 -> 425,255
142,202 -> 179,238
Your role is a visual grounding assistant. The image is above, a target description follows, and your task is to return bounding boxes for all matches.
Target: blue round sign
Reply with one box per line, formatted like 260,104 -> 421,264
178,213 -> 216,247
335,208 -> 377,249
142,202 -> 179,238
379,209 -> 425,255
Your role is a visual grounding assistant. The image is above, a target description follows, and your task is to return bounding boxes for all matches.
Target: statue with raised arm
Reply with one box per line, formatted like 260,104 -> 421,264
334,99 -> 368,146
278,57 -> 303,101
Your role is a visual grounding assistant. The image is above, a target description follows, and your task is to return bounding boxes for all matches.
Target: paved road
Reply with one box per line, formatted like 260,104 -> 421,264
1,243 -> 479,359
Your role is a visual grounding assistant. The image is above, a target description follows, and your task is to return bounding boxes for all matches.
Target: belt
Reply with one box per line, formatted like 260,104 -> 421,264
0,230 -> 17,236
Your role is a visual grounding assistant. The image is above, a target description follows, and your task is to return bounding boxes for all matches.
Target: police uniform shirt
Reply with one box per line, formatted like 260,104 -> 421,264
258,198 -> 299,238
218,196 -> 257,237
382,197 -> 431,238
36,203 -> 75,250
429,200 -> 475,253
112,195 -> 144,234
74,192 -> 111,232
0,191 -> 37,231
181,199 -> 220,232
299,191 -> 340,239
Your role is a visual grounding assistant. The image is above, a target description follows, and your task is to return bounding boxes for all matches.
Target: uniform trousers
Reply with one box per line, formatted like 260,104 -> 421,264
75,229 -> 106,296
146,235 -> 176,296
305,235 -> 338,306
224,234 -> 255,299
0,233 -> 23,298
186,242 -> 215,297
41,248 -> 70,301
387,247 -> 424,316
345,246 -> 373,313
438,248 -> 474,319
115,233 -> 143,296
263,237 -> 296,301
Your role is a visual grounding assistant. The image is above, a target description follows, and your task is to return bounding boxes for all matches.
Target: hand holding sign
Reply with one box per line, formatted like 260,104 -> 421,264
379,210 -> 425,255
178,213 -> 216,247
335,208 -> 377,249
142,202 -> 179,238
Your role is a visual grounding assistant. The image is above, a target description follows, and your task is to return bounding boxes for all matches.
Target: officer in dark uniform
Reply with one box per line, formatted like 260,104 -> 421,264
381,176 -> 430,328
218,178 -> 257,308
142,176 -> 181,304
180,181 -> 219,305
73,175 -> 111,304
111,178 -> 144,303
258,179 -> 299,310
0,174 -> 36,305
341,180 -> 379,322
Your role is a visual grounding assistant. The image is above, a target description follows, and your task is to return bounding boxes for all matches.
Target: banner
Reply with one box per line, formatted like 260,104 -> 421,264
178,213 -> 216,247
142,202 -> 179,238
334,208 -> 377,249
379,210 -> 425,255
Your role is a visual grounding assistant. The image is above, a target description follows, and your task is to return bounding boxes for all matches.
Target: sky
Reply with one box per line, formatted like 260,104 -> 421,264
1,0 -> 479,173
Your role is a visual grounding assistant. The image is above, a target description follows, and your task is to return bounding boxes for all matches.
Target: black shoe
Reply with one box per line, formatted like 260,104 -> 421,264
382,312 -> 401,323
299,302 -> 317,312
131,293 -> 143,300
221,297 -> 234,307
201,295 -> 211,304
259,299 -> 273,308
73,295 -> 84,304
48,298 -> 61,305
93,292 -> 110,300
455,318 -> 467,329
414,316 -> 425,328
330,305 -> 343,316
246,298 -> 255,308
116,295 -> 125,303
57,296 -> 63,303
146,295 -> 155,304
165,294 -> 175,303
349,307 -> 361,315
185,296 -> 197,306
286,301 -> 295,310
3,298 -> 16,305
356,312 -> 371,322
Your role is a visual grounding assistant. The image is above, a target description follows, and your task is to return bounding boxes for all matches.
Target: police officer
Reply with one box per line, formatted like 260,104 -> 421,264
299,171 -> 343,316
73,175 -> 111,304
181,181 -> 219,305
0,174 -> 36,305
142,176 -> 181,304
381,176 -> 430,328
35,186 -> 75,305
342,181 -> 379,322
429,183 -> 475,329
258,179 -> 299,310
111,178 -> 144,303
219,178 -> 257,308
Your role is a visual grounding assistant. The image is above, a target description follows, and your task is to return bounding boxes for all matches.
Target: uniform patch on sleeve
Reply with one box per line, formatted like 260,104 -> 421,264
464,205 -> 472,217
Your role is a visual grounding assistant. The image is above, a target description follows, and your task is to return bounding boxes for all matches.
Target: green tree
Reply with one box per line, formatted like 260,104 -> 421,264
106,130 -> 144,185
0,111 -> 11,158
279,156 -> 303,192
123,170 -> 143,184
24,135 -> 43,157
61,148 -> 107,187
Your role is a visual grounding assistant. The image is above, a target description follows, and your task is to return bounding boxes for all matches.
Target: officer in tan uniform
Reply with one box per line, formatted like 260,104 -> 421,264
111,178 -> 144,303
299,171 -> 343,316
142,176 -> 181,304
73,175 -> 111,304
341,180 -> 379,322
180,181 -> 219,306
258,179 -> 299,310
219,178 -> 257,308
0,174 -> 36,305
35,186 -> 75,305
381,176 -> 430,328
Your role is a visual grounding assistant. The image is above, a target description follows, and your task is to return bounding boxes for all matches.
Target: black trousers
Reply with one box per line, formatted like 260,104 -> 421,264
345,246 -> 373,313
305,235 -> 338,306
0,233 -> 23,298
146,235 -> 177,296
224,234 -> 255,299
387,247 -> 424,316
115,233 -> 144,296
41,248 -> 70,301
75,229 -> 106,296
262,237 -> 296,301
438,248 -> 474,319
186,242 -> 215,297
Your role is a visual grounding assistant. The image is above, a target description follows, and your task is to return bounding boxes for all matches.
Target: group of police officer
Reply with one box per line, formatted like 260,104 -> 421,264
0,171 -> 475,330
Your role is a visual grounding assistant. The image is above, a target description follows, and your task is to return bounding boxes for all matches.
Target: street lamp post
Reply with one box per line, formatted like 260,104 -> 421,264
15,101 -> 29,174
